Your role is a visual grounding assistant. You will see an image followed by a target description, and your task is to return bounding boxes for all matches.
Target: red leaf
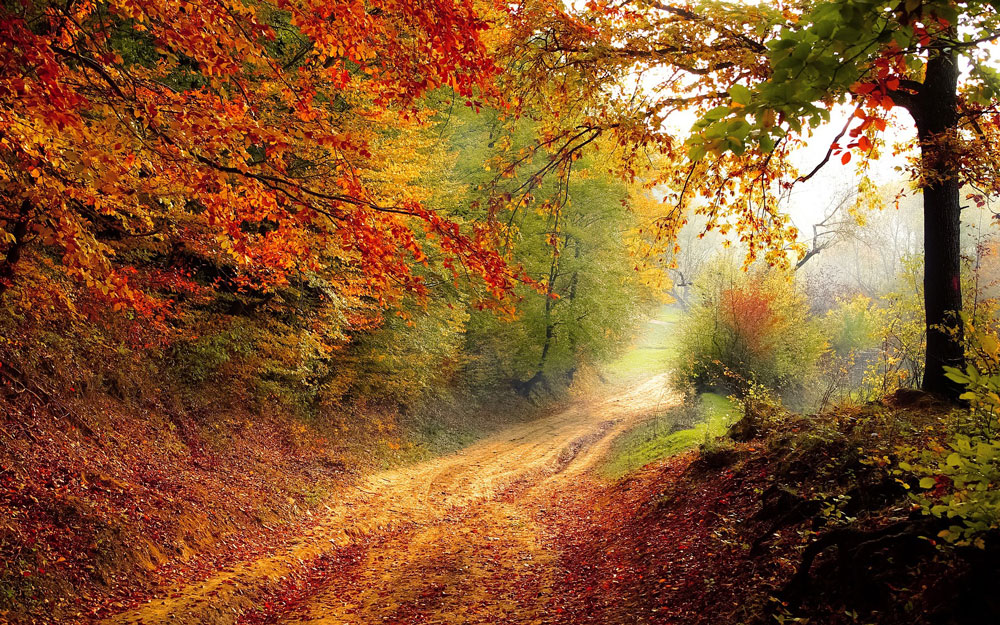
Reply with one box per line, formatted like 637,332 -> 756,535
841,152 -> 852,165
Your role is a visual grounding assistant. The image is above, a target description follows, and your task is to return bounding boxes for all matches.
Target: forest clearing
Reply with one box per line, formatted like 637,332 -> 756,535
4,0 -> 1000,623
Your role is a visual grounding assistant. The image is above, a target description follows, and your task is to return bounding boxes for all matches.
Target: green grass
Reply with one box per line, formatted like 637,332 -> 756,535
605,346 -> 675,380
604,305 -> 683,380
600,392 -> 738,479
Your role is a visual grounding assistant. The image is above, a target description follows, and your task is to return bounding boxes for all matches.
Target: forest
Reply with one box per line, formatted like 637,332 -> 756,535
2,0 -> 1000,623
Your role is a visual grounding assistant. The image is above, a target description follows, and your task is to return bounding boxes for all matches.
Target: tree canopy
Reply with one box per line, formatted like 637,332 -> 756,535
4,0 -> 1000,402
1,0 -> 520,323
498,0 -> 1000,399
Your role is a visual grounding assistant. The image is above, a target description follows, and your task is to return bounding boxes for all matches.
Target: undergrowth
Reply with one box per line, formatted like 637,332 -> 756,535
600,392 -> 737,479
556,385 -> 1000,625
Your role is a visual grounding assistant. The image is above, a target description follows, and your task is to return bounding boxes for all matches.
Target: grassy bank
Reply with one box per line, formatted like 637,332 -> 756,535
600,392 -> 737,479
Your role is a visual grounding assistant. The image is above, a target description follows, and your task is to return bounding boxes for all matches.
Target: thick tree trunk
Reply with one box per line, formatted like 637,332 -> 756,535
921,174 -> 963,397
914,50 -> 964,399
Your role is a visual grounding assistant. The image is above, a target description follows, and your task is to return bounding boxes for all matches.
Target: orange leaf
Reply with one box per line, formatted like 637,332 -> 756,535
841,152 -> 852,165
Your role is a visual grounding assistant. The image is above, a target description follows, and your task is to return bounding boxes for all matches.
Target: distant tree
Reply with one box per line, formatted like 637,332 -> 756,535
442,108 -> 652,396
500,0 -> 1000,400
794,188 -> 860,271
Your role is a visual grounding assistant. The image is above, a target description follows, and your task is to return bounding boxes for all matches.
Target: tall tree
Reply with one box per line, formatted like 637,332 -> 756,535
441,106 -> 655,394
499,0 -> 1000,400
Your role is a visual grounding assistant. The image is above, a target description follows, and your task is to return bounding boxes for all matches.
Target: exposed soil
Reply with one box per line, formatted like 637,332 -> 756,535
101,374 -> 677,625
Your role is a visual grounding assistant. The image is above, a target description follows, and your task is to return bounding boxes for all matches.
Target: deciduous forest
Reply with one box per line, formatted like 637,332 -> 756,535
2,0 -> 1000,623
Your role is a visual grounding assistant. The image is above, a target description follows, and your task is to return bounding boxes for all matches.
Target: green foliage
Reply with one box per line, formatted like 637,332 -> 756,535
733,379 -> 785,430
601,393 -> 737,479
172,323 -> 255,385
326,301 -> 471,407
902,433 -> 1000,546
443,109 -> 654,393
899,326 -> 1000,545
845,251 -> 1000,402
944,349 -> 1000,438
688,0 -> 999,158
825,297 -> 877,357
673,258 -> 827,396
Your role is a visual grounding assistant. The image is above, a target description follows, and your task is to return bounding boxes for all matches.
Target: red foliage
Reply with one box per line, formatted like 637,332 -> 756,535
538,450 -> 786,625
720,285 -> 781,357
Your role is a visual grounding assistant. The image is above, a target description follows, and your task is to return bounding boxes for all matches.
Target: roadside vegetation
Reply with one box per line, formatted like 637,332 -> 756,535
4,0 -> 1000,624
600,392 -> 737,479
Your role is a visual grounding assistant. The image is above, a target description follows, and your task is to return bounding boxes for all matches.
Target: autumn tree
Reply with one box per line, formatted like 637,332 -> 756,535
687,0 -> 1000,398
0,0 -> 519,330
499,0 -> 1000,400
441,107 -> 655,395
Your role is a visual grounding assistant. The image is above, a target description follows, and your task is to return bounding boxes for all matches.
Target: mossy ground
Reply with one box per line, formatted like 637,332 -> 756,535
600,392 -> 737,479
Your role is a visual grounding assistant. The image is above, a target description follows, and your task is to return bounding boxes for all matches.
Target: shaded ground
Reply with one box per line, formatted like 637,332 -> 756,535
38,375 -> 993,625
103,374 -> 677,625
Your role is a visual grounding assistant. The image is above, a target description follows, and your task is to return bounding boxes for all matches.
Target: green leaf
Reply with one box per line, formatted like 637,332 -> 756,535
758,133 -> 775,153
934,4 -> 959,25
704,106 -> 731,121
815,19 -> 835,39
727,119 -> 751,140
729,84 -> 751,106
944,366 -> 969,384
919,477 -> 937,489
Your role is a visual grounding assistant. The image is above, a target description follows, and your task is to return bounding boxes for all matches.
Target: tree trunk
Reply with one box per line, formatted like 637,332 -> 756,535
522,217 -> 563,396
565,236 -> 580,381
914,49 -> 964,399
0,200 -> 32,300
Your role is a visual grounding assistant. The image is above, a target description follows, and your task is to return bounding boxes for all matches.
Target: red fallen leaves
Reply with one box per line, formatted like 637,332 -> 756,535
537,449 -> 783,625
237,541 -> 372,625
0,389 -> 353,624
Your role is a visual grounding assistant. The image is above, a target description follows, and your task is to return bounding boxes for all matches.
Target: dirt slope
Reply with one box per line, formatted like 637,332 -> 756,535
104,374 -> 676,625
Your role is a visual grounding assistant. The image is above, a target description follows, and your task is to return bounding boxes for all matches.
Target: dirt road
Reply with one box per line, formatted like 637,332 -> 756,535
106,374 -> 675,625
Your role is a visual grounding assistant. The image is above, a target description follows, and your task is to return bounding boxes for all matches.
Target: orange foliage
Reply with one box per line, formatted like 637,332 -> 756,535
0,0 -> 519,325
719,286 -> 781,358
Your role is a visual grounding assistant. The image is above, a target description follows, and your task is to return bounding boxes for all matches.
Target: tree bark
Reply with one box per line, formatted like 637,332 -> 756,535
520,217 -> 563,396
0,199 -> 32,301
913,49 -> 964,399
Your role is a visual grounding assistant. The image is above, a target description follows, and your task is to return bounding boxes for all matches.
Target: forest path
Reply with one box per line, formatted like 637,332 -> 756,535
106,373 -> 675,625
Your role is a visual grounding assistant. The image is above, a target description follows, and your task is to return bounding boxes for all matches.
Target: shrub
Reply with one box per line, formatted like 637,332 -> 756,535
900,327 -> 1000,546
902,434 -> 1000,546
673,258 -> 827,397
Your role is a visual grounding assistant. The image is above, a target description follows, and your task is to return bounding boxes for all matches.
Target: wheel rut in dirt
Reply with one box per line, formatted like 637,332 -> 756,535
104,374 -> 676,625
